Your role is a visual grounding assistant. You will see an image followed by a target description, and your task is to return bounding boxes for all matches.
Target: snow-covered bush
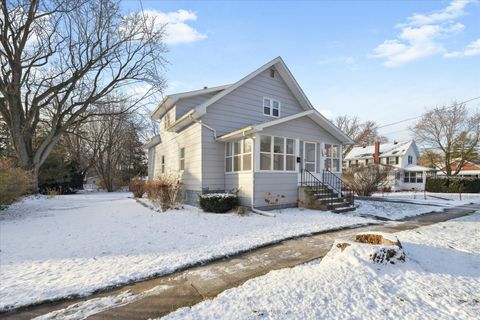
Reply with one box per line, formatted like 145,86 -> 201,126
199,193 -> 239,213
0,158 -> 32,207
129,178 -> 146,198
146,174 -> 182,211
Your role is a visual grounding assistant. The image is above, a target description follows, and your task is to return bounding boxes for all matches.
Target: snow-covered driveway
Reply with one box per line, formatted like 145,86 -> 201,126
0,192 -> 372,311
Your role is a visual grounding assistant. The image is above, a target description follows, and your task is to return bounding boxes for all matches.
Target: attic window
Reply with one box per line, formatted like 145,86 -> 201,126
270,69 -> 275,78
263,97 -> 280,118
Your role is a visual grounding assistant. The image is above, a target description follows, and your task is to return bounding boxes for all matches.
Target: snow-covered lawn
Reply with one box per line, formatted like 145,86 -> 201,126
163,213 -> 480,320
371,191 -> 480,206
353,199 -> 442,220
0,192 -> 372,311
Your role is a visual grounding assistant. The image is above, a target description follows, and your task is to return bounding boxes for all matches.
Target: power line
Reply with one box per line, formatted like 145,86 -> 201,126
377,96 -> 480,129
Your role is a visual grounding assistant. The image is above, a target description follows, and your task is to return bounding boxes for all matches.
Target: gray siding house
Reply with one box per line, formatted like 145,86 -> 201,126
146,57 -> 353,209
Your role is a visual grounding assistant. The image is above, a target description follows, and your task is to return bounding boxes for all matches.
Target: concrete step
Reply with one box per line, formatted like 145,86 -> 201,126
332,206 -> 357,213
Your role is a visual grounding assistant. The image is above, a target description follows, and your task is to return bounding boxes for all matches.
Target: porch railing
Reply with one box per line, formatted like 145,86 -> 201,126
322,169 -> 355,207
300,169 -> 355,208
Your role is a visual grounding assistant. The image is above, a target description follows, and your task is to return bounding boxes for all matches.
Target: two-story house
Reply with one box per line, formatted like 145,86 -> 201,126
145,57 -> 353,209
344,140 -> 435,191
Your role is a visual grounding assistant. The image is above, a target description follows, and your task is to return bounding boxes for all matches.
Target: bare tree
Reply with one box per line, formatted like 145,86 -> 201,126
413,104 -> 480,176
80,100 -> 146,192
334,115 -> 387,157
0,0 -> 167,190
342,164 -> 391,196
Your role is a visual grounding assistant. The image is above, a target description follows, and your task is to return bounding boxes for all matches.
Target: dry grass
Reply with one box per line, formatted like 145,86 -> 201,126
0,158 -> 32,207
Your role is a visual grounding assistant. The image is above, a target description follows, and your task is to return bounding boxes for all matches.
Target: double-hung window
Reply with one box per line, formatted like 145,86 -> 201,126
161,155 -> 165,173
260,135 -> 296,171
225,139 -> 252,172
179,147 -> 185,171
408,155 -> 413,165
263,98 -> 280,117
324,144 -> 340,172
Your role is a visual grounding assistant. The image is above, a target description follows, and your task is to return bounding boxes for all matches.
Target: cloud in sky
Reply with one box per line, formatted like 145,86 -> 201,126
371,0 -> 478,67
144,9 -> 207,45
444,38 -> 480,57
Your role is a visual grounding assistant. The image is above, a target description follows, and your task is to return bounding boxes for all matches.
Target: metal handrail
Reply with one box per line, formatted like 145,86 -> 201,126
300,169 -> 335,209
300,169 -> 355,209
322,169 -> 355,207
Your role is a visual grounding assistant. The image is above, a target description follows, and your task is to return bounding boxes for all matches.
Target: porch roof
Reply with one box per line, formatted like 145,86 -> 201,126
216,110 -> 354,144
402,164 -> 436,172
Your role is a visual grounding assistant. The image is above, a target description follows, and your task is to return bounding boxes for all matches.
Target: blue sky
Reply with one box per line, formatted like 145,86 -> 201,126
123,0 -> 480,141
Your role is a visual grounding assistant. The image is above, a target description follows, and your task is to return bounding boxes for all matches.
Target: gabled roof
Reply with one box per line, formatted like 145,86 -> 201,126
345,140 -> 418,161
150,84 -> 231,120
158,57 -> 352,144
217,110 -> 354,144
195,56 -> 314,114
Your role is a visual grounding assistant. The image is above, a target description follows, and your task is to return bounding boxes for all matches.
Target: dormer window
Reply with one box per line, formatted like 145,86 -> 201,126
408,155 -> 413,164
263,97 -> 280,118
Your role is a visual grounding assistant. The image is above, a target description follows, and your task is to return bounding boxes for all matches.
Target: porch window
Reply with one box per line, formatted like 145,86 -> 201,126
260,135 -> 296,171
179,147 -> 185,171
263,97 -> 280,118
404,171 -> 423,183
226,139 -> 252,172
324,144 -> 340,172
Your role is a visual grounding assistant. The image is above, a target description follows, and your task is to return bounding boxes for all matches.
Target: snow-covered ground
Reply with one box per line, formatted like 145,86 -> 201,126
163,212 -> 480,320
353,191 -> 480,220
353,199 -> 442,220
0,192 -> 372,311
371,191 -> 480,206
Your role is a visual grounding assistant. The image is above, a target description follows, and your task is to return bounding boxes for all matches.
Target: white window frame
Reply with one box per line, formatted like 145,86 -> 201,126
408,155 -> 413,165
225,139 -> 252,173
179,147 -> 185,171
161,155 -> 165,173
259,135 -> 296,172
403,171 -> 423,183
263,97 -> 280,118
323,143 -> 341,172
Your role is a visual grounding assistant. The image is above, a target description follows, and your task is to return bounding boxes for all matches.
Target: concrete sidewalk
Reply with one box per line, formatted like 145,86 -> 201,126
3,203 -> 479,320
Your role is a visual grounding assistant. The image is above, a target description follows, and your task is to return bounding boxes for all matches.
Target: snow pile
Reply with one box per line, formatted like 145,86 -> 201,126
198,193 -> 237,199
0,192 -> 372,310
163,213 -> 480,320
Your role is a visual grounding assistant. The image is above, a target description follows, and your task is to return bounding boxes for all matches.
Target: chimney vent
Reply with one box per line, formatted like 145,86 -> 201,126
203,86 -> 208,89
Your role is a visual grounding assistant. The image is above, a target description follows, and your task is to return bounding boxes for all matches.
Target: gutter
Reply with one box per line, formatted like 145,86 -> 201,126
189,114 -> 217,139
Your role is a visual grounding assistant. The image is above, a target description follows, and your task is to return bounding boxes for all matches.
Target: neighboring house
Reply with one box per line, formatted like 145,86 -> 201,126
145,57 -> 353,209
344,140 -> 435,191
437,160 -> 480,178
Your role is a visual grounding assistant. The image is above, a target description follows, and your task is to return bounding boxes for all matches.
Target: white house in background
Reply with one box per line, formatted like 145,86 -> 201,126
344,140 -> 435,191
145,57 -> 353,209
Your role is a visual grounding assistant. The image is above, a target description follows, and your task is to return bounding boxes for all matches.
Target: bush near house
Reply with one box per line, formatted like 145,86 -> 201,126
145,174 -> 183,211
426,177 -> 480,193
199,193 -> 239,213
0,158 -> 32,207
129,178 -> 146,198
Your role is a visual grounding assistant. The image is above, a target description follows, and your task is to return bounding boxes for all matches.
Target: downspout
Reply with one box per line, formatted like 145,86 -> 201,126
189,114 -> 217,139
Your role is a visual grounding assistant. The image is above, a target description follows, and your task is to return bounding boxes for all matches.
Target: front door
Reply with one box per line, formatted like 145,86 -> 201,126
304,141 -> 317,172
